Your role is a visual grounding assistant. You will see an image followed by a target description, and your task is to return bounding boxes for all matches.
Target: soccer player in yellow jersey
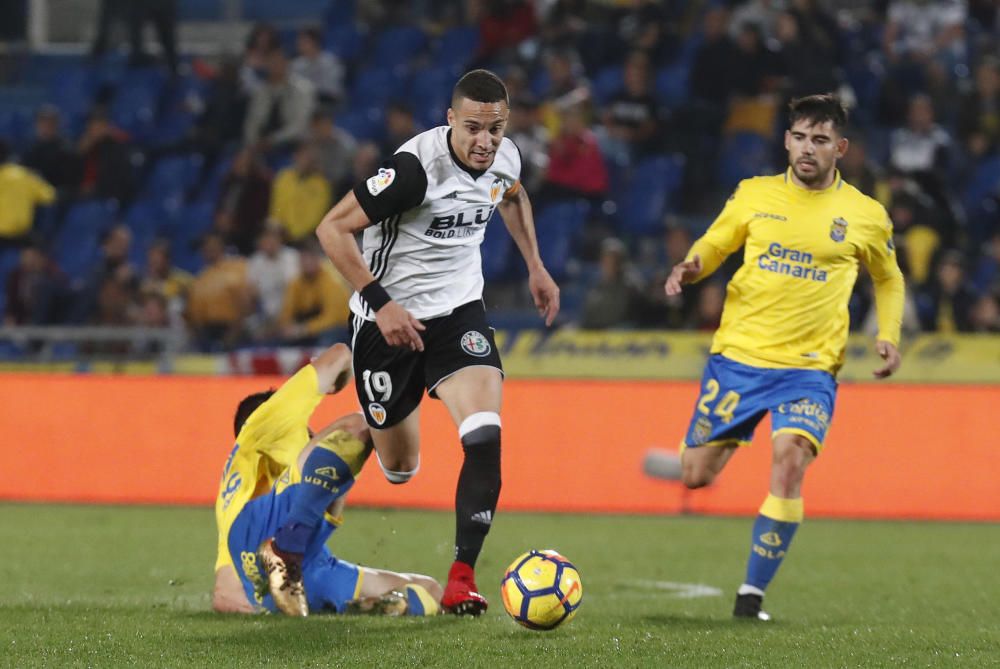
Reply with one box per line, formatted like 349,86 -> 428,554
213,342 -> 442,616
666,94 -> 904,621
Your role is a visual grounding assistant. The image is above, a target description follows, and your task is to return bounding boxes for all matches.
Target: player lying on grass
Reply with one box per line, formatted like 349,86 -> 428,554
212,342 -> 442,616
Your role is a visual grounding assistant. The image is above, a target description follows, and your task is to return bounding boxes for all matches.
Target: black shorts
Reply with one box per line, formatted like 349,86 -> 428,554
349,300 -> 504,428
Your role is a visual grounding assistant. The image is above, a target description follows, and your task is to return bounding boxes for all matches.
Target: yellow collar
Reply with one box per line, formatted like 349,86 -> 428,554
783,167 -> 843,196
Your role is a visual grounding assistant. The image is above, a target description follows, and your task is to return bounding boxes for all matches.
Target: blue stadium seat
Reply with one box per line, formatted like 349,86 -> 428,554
52,199 -> 119,283
177,0 -> 223,20
350,66 -> 412,107
616,154 -> 686,236
335,106 -> 386,143
141,153 -> 205,203
430,25 -> 480,70
592,66 -> 623,106
655,63 -> 690,108
409,65 -> 460,128
110,67 -> 167,142
534,200 -> 591,280
482,209 -> 513,281
372,26 -> 428,69
243,0 -> 328,20
717,132 -> 774,191
165,200 -> 215,274
46,65 -> 99,130
325,0 -> 356,23
0,109 -> 33,153
323,22 -> 366,61
124,200 -> 170,269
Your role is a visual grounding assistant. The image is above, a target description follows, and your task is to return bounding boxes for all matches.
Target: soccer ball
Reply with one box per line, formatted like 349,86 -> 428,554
500,549 -> 582,630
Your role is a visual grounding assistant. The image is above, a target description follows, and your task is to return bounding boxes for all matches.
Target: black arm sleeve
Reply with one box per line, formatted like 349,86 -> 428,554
352,151 -> 428,223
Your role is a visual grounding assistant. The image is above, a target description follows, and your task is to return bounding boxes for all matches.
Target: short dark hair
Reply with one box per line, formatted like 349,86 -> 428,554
234,390 -> 275,437
452,69 -> 509,107
300,26 -> 323,46
788,93 -> 848,133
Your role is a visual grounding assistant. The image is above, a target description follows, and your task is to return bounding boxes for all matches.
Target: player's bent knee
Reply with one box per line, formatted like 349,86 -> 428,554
681,463 -> 716,489
377,451 -> 420,484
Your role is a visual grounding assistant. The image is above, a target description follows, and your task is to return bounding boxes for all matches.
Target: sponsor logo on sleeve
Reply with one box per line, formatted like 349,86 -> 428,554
366,168 -> 396,196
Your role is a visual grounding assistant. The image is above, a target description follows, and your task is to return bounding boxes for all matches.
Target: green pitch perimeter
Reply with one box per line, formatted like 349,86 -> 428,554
2,504 -> 997,668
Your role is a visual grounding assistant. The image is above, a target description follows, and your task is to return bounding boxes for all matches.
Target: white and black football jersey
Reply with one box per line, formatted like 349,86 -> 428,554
350,126 -> 522,321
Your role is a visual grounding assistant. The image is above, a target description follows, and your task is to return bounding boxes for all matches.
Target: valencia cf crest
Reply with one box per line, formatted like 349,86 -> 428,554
489,177 -> 504,203
368,402 -> 387,426
830,217 -> 848,242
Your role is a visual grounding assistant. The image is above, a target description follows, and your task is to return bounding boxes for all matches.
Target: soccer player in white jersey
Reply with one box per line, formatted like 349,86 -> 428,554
259,69 -> 559,616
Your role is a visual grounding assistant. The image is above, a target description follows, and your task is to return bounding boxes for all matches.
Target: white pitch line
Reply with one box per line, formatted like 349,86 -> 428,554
623,580 -> 724,599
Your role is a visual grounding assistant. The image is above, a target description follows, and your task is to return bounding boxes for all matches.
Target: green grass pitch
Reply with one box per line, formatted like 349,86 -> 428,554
2,504 -> 998,668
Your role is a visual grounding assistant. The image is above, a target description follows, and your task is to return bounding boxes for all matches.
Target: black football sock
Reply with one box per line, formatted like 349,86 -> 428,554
454,423 -> 501,568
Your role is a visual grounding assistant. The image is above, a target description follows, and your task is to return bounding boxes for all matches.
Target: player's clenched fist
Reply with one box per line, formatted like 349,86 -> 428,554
664,254 -> 703,296
375,301 -> 426,351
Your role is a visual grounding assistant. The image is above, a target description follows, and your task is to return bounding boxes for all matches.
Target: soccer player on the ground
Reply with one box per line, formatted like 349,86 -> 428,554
665,94 -> 905,621
212,342 -> 442,617
292,69 -> 560,616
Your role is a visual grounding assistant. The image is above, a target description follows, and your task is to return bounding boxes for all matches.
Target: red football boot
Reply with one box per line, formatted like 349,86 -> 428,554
441,561 -> 488,616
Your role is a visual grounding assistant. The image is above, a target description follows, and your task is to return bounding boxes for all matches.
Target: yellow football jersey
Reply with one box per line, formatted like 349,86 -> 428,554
687,169 -> 904,374
214,364 -> 323,571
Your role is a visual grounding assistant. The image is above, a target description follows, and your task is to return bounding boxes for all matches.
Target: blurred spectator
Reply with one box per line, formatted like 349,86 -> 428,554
310,110 -> 357,188
91,0 -> 129,62
695,280 -> 726,331
92,273 -> 136,327
243,47 -> 317,153
4,244 -> 68,325
335,141 -> 380,199
888,189 -> 939,287
241,23 -> 282,94
77,110 -> 135,203
21,106 -> 81,194
0,139 -> 56,246
690,7 -> 737,108
579,238 -> 642,329
139,239 -> 192,312
247,227 -> 300,339
473,0 -> 538,63
616,0 -> 673,64
136,290 -> 170,328
838,134 -> 885,201
600,50 -> 663,165
888,94 -> 953,198
192,57 -> 249,157
507,97 -> 549,192
292,27 -> 345,105
773,10 -> 840,99
540,0 -> 588,51
268,143 -> 331,244
729,21 -> 780,98
215,147 -> 272,255
381,102 -> 421,155
126,0 -> 179,74
957,57 -> 1000,158
635,224 -> 699,329
185,232 -> 250,350
917,250 -> 975,332
971,231 -> 1000,295
75,225 -> 136,322
277,243 -> 350,345
540,103 -> 608,203
788,0 -> 842,65
969,291 -> 1000,332
883,0 -> 966,68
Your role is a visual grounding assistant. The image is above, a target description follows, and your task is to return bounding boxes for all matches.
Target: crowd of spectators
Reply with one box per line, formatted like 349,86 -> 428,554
1,0 -> 998,356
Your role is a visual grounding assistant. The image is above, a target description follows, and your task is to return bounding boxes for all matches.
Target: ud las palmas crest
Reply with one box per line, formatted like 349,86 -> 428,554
830,217 -> 848,242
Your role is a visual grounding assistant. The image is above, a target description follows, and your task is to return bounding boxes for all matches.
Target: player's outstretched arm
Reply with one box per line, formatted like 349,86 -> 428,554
311,342 -> 354,394
316,192 -> 425,351
497,186 -> 560,325
664,255 -> 703,296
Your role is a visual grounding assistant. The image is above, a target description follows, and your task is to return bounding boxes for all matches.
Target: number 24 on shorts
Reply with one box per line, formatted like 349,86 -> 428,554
362,370 -> 393,402
696,379 -> 741,424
